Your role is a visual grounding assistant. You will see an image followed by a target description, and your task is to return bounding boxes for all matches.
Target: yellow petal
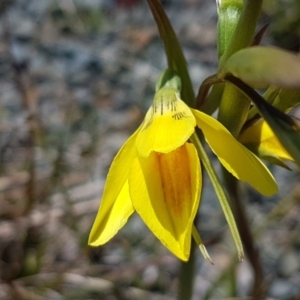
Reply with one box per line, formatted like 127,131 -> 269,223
136,88 -> 196,157
239,119 -> 294,161
192,109 -> 278,196
129,143 -> 201,261
88,130 -> 139,246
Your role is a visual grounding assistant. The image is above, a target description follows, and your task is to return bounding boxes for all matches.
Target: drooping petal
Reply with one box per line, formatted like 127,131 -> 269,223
136,88 -> 196,157
129,143 -> 201,261
239,119 -> 294,162
192,109 -> 278,196
88,130 -> 139,246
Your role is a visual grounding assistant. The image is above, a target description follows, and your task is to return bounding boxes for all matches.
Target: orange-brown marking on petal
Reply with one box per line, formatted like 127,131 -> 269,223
157,144 -> 193,217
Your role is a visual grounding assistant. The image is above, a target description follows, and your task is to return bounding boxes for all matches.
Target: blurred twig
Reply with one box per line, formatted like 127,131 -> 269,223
2,24 -> 41,215
11,63 -> 40,215
257,186 -> 300,231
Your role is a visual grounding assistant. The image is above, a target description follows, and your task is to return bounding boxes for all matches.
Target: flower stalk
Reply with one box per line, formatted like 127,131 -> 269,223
177,240 -> 196,300
218,83 -> 251,137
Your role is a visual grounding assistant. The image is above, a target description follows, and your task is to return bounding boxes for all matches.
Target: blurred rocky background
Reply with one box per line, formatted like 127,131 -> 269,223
0,0 -> 300,299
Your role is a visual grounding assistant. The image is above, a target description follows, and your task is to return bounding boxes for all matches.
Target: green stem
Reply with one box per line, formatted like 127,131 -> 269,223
177,240 -> 196,300
217,0 -> 243,58
218,83 -> 251,137
199,0 -> 262,115
216,0 -> 260,131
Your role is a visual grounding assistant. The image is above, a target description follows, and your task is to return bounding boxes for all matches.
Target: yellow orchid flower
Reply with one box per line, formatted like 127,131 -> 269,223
239,118 -> 294,167
89,87 -> 277,261
89,84 -> 277,261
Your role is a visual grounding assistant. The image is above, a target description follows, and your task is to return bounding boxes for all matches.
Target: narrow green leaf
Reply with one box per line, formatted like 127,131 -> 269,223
248,86 -> 300,122
247,86 -> 280,122
192,225 -> 213,264
147,0 -> 195,107
221,46 -> 300,89
190,133 -> 244,261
